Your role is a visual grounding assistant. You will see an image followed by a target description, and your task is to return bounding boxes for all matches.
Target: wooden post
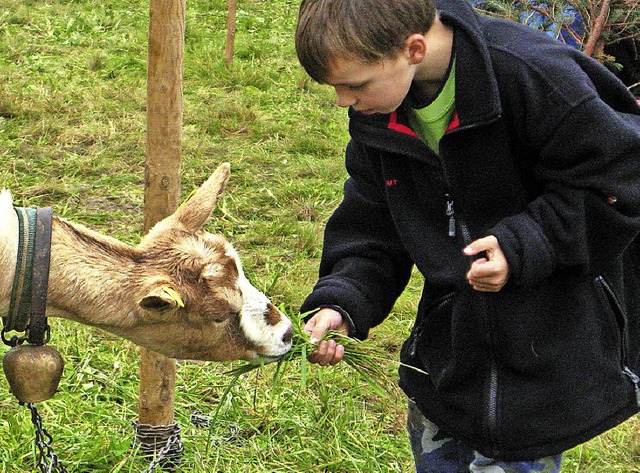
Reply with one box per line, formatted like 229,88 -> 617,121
224,0 -> 237,65
139,0 -> 185,429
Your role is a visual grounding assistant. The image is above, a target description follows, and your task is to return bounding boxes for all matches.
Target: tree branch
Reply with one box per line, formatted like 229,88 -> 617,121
583,0 -> 611,57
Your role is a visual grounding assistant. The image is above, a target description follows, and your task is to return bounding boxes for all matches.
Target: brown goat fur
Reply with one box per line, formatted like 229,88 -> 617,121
0,163 -> 293,362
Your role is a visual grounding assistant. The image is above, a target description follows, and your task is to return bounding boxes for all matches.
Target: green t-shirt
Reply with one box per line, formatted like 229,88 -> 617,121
408,60 -> 456,153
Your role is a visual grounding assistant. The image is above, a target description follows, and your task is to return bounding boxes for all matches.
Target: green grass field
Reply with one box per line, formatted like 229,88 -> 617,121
0,0 -> 638,471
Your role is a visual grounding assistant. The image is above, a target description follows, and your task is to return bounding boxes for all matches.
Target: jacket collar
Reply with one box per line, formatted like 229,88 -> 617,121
436,0 -> 502,128
349,0 -> 502,147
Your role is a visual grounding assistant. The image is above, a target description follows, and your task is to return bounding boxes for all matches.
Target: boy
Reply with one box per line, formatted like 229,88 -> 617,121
295,0 -> 640,471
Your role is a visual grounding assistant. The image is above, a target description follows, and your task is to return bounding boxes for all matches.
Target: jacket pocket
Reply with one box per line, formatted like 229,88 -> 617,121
401,292 -> 458,389
594,275 -> 640,406
406,292 -> 455,357
594,275 -> 627,366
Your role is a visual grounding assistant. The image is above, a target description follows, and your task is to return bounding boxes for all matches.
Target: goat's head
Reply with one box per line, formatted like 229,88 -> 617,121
126,163 -> 293,361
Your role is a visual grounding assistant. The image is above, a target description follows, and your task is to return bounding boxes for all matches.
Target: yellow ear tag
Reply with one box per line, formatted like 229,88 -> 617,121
162,287 -> 185,308
175,188 -> 197,212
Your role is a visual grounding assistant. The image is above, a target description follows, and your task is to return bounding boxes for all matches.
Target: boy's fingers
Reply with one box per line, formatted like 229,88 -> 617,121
468,258 -> 498,279
303,309 -> 344,343
302,309 -> 348,365
330,344 -> 345,365
309,326 -> 327,344
302,315 -> 327,341
464,235 -> 496,256
467,258 -> 488,277
308,340 -> 344,366
468,262 -> 509,291
464,235 -> 509,292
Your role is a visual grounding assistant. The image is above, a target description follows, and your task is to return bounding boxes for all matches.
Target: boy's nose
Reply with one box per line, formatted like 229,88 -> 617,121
335,90 -> 356,108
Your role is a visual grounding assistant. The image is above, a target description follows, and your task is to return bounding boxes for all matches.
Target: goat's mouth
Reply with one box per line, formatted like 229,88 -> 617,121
248,342 -> 293,364
245,353 -> 284,365
257,354 -> 283,364
245,325 -> 294,363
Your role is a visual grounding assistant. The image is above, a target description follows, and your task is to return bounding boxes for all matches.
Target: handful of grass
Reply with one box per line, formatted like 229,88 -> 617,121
225,311 -> 395,397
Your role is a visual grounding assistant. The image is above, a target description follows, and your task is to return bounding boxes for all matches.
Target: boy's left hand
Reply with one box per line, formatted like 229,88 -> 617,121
303,308 -> 348,366
463,235 -> 510,292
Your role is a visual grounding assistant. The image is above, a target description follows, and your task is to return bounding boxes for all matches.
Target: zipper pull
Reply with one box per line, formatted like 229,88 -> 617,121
623,366 -> 640,407
409,335 -> 418,358
445,195 -> 456,238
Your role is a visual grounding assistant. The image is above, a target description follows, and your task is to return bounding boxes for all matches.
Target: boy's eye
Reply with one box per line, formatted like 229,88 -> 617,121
348,83 -> 366,91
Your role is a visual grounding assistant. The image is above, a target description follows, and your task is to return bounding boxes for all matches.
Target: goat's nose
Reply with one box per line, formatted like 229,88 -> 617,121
282,325 -> 294,345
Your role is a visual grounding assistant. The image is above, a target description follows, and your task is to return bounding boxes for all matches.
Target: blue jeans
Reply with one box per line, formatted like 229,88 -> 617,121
407,400 -> 563,473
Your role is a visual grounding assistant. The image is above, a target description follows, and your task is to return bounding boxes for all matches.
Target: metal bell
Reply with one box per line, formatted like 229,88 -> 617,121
3,344 -> 64,403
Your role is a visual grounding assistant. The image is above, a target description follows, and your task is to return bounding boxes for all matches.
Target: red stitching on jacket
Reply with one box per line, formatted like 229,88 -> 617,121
445,111 -> 460,133
388,111 -> 418,137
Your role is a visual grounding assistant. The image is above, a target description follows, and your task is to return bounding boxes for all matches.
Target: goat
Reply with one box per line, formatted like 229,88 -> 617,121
0,163 -> 293,362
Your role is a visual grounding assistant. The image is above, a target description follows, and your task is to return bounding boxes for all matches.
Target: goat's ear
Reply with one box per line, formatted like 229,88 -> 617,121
139,286 -> 185,312
172,162 -> 230,232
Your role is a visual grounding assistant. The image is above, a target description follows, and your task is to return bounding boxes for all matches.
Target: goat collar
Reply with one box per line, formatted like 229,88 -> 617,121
3,206 -> 53,347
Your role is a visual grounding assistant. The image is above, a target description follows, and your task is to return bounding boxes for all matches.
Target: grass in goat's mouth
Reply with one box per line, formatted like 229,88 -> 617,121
226,310 -> 395,397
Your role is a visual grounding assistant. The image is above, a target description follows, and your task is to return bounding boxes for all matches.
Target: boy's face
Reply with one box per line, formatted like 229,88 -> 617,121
326,53 -> 416,115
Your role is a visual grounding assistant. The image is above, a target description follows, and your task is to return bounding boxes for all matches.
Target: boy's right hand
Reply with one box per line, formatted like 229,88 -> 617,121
303,308 -> 349,366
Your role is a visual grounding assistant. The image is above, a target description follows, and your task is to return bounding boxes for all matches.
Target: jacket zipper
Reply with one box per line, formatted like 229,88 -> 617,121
438,124 -> 481,247
487,362 -> 499,447
445,194 -> 474,244
445,196 -> 499,449
441,189 -> 472,245
446,195 -> 456,238
623,367 -> 640,406
596,275 -> 640,406
438,142 -> 502,443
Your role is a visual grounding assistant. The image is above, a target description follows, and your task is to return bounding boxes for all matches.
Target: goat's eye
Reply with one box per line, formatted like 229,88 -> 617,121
213,311 -> 239,323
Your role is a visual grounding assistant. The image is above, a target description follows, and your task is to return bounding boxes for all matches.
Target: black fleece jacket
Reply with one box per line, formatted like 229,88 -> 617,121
301,0 -> 640,460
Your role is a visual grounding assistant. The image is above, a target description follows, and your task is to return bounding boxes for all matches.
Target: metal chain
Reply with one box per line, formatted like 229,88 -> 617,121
189,411 -> 240,445
23,402 -> 68,473
139,433 -> 182,473
24,403 -> 186,473
21,402 -> 197,473
133,421 -> 184,473
188,411 -> 212,429
20,403 -> 223,473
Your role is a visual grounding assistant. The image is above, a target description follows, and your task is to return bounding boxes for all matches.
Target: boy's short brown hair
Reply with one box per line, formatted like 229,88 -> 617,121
295,0 -> 437,83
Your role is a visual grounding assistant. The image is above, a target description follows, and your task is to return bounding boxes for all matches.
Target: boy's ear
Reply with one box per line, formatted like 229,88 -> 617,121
404,33 -> 427,64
